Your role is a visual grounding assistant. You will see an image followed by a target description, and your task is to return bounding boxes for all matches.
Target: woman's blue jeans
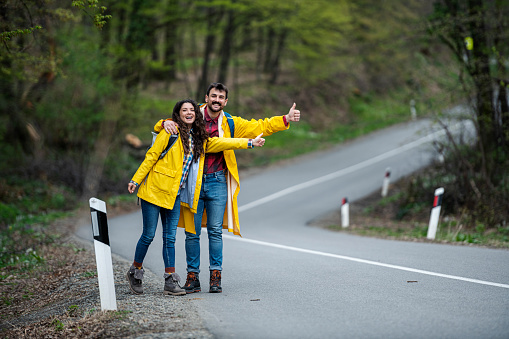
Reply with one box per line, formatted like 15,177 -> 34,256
185,170 -> 227,273
134,197 -> 181,269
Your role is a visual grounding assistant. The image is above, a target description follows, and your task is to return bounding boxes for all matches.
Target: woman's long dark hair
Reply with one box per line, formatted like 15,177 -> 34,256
171,99 -> 208,161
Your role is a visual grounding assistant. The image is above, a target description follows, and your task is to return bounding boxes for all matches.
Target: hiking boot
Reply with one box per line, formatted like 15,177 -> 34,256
183,272 -> 201,294
163,273 -> 186,296
126,265 -> 144,295
209,270 -> 222,293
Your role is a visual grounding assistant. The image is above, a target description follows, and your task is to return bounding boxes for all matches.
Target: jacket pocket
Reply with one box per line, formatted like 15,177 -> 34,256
150,165 -> 177,193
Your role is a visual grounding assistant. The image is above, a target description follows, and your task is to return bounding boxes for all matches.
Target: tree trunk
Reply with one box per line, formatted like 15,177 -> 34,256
263,27 -> 275,73
123,0 -> 156,89
217,7 -> 236,84
81,110 -> 118,200
164,0 -> 179,82
116,3 -> 126,44
255,27 -> 263,81
498,83 -> 509,147
269,29 -> 287,85
494,0 -> 509,148
468,0 -> 495,155
197,7 -> 221,101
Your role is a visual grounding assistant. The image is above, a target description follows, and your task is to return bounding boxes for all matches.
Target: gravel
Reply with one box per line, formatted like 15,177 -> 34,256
75,236 -> 214,338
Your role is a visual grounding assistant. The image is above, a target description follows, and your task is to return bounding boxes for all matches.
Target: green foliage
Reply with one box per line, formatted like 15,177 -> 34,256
36,28 -> 115,147
0,210 -> 73,277
0,177 -> 76,225
238,87 -> 414,167
106,194 -> 137,207
330,218 -> 508,247
72,0 -> 112,29
80,271 -> 97,278
395,144 -> 509,229
52,318 -> 65,331
0,26 -> 43,43
67,305 -> 81,317
0,203 -> 20,226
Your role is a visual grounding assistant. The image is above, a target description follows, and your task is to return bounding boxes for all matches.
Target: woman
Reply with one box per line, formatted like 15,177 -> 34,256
126,99 -> 265,296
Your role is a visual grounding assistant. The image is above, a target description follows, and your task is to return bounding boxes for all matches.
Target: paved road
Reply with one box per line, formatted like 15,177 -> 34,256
77,118 -> 509,338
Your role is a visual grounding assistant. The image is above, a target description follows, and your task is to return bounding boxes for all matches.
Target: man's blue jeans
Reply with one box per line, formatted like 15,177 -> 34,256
134,197 -> 181,269
185,170 -> 227,273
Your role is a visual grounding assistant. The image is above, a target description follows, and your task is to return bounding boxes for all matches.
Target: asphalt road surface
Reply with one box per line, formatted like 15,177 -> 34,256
77,118 -> 509,338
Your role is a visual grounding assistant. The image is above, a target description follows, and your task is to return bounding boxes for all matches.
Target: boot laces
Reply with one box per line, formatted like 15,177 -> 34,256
211,271 -> 221,285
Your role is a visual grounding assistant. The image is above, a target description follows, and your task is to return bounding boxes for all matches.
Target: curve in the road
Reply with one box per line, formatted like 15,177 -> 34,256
238,120 -> 468,213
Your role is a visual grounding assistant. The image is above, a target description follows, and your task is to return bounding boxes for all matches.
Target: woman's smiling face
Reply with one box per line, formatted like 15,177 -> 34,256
179,102 -> 196,126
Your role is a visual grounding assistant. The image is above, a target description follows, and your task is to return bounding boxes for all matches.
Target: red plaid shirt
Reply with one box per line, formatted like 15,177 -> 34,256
203,107 -> 227,174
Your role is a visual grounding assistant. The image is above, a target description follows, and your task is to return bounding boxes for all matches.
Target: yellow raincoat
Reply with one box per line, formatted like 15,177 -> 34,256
154,109 -> 290,236
131,130 -> 252,235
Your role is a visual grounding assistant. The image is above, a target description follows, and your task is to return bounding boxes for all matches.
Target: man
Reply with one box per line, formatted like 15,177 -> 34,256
154,82 -> 300,293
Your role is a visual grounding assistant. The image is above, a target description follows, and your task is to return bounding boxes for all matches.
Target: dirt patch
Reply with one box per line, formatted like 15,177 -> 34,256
0,205 -> 211,338
0,234 -> 118,337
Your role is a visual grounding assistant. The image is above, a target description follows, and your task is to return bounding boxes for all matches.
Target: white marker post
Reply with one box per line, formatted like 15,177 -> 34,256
89,197 -> 117,311
341,197 -> 349,228
427,188 -> 444,240
410,99 -> 417,121
381,167 -> 391,197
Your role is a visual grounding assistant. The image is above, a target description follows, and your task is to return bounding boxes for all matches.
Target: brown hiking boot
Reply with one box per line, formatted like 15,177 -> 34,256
209,270 -> 222,293
126,265 -> 144,295
183,272 -> 201,294
163,273 -> 186,296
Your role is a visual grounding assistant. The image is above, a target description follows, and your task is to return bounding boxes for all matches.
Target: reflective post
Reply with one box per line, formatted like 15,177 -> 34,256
89,197 -> 117,311
427,188 -> 444,240
341,197 -> 349,228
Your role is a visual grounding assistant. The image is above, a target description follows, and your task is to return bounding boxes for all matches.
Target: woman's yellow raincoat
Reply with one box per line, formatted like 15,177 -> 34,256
131,130 -> 252,234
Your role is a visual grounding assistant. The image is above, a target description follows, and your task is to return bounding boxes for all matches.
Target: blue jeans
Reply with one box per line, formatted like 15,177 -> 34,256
185,170 -> 227,273
134,197 -> 181,269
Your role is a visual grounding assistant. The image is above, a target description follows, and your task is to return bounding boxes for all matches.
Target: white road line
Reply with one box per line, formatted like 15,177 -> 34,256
238,122 -> 467,213
234,120 -> 499,289
224,234 -> 509,289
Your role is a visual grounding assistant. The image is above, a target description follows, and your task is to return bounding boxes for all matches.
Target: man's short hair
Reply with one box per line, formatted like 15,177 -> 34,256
206,82 -> 229,99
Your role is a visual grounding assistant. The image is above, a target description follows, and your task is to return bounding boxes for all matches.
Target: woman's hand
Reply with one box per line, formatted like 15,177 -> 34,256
128,182 -> 137,194
163,120 -> 179,134
252,133 -> 265,147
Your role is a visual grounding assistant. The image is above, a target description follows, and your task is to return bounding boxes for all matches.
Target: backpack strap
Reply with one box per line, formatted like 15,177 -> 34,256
223,111 -> 235,138
159,134 -> 178,159
199,103 -> 235,137
149,132 -> 179,159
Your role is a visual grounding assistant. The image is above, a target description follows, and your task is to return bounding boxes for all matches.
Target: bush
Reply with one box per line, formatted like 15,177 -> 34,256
401,146 -> 509,229
0,203 -> 20,226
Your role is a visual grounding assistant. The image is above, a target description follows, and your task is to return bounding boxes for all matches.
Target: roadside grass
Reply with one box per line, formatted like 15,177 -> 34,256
0,213 -> 66,274
238,90 -> 419,167
0,189 -> 137,308
328,220 -> 509,248
321,175 -> 509,249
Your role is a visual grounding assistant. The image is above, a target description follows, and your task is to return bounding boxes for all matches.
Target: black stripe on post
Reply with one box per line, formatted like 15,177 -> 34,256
90,199 -> 110,246
435,194 -> 443,207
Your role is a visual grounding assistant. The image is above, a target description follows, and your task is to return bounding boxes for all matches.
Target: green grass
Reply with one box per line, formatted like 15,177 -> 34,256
327,220 -> 509,248
0,212 -> 67,272
0,177 -> 76,225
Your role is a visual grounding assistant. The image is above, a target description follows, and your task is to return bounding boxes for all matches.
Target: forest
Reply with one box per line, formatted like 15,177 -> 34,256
1,0 -> 508,230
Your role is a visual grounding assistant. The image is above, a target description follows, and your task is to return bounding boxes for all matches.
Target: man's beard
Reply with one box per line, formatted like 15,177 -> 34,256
208,101 -> 223,112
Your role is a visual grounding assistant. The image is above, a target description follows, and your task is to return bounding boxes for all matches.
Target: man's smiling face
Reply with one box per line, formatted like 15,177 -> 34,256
205,88 -> 228,114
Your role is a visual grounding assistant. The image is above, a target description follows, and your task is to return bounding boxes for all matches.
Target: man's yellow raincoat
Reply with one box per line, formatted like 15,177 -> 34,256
154,109 -> 289,236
